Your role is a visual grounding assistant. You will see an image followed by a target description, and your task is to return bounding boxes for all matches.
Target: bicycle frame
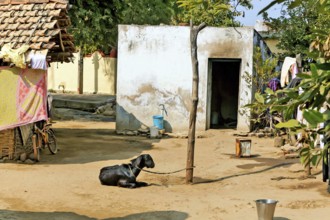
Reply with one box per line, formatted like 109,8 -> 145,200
32,122 -> 54,161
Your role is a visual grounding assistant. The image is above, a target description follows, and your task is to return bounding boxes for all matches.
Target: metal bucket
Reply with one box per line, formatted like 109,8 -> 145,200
255,199 -> 278,220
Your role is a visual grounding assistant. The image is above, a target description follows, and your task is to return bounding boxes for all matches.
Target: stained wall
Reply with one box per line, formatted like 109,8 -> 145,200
117,25 -> 264,132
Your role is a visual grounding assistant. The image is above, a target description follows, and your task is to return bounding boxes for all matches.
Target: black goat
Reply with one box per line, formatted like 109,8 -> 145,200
99,154 -> 155,188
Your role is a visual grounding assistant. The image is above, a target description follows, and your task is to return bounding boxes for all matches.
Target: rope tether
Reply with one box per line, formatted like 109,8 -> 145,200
137,166 -> 196,175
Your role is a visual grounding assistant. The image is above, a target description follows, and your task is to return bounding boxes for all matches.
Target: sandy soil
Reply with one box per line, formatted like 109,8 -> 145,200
0,120 -> 329,220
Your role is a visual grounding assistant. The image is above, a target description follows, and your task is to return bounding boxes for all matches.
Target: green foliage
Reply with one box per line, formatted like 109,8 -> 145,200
253,46 -> 279,92
262,1 -> 317,58
120,0 -> 174,25
275,119 -> 300,128
242,46 -> 279,130
176,0 -> 252,26
243,46 -> 278,95
69,0 -> 120,54
248,63 -> 330,168
299,132 -> 323,168
69,0 -> 174,54
255,0 -> 330,170
68,0 -> 255,53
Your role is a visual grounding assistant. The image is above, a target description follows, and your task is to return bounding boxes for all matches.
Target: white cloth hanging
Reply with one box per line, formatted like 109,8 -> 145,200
30,53 -> 47,70
280,57 -> 297,87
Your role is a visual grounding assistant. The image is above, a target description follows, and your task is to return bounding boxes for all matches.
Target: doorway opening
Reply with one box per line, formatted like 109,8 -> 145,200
209,59 -> 241,129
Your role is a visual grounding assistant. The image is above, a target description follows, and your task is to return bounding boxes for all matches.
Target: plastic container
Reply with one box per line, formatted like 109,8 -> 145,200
153,115 -> 164,130
255,199 -> 278,220
150,126 -> 159,138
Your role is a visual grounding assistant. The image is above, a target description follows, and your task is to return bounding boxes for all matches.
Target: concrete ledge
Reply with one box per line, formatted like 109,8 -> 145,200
52,99 -> 104,112
51,94 -> 115,112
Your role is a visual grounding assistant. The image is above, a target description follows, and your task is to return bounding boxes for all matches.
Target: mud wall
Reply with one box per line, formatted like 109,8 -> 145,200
117,25 -> 255,132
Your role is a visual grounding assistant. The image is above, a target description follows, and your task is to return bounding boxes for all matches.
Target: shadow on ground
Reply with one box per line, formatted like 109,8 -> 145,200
109,210 -> 188,220
0,210 -> 93,220
0,210 -> 188,220
193,162 -> 294,185
34,127 -> 160,164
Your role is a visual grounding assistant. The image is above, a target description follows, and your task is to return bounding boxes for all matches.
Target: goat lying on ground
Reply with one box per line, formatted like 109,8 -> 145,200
99,154 -> 155,188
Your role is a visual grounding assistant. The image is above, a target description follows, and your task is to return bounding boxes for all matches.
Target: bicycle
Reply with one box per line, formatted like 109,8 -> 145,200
30,121 -> 57,162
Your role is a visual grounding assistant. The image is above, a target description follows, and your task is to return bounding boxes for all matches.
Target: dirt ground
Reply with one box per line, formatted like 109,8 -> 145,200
0,120 -> 329,220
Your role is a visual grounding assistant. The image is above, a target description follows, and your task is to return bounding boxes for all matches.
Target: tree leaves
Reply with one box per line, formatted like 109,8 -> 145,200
258,0 -> 286,15
255,0 -> 330,171
275,119 -> 301,128
69,0 -> 174,54
176,0 -> 247,26
255,93 -> 265,104
303,109 -> 324,126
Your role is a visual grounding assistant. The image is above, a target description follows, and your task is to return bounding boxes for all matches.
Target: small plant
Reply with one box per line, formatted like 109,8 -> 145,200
243,46 -> 280,131
252,46 -> 279,93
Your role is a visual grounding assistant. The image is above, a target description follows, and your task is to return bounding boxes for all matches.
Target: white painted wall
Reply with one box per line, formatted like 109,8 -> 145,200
83,52 -> 117,94
48,53 -> 79,93
117,25 -> 259,132
48,52 -> 117,95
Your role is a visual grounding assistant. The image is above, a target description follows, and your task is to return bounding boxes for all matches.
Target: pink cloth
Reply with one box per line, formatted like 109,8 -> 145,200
0,67 -> 48,131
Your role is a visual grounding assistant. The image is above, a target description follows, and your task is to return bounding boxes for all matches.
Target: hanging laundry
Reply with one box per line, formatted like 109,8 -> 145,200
0,43 -> 30,68
280,57 -> 297,87
267,78 -> 281,91
322,146 -> 330,185
290,63 -> 299,79
30,53 -> 48,70
286,77 -> 301,88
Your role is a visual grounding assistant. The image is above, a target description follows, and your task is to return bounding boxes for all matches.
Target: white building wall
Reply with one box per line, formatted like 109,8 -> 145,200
48,53 -> 79,93
83,52 -> 117,94
48,52 -> 117,95
117,25 -> 255,132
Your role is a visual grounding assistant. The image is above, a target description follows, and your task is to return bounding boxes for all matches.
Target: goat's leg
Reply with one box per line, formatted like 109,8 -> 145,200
135,181 -> 148,187
117,179 -> 137,188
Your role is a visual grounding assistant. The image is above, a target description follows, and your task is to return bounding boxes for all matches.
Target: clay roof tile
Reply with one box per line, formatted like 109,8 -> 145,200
42,41 -> 55,49
31,36 -> 39,42
4,35 -> 14,43
2,11 -> 14,17
0,23 -> 9,30
9,4 -> 22,10
30,42 -> 42,50
19,36 -> 27,43
25,10 -> 37,17
12,29 -> 23,36
0,30 -> 9,37
45,2 -> 56,9
22,4 -> 34,10
0,5 -> 10,11
7,23 -> 20,30
27,16 -> 42,23
18,22 -> 33,30
35,29 -> 47,36
0,0 -> 74,62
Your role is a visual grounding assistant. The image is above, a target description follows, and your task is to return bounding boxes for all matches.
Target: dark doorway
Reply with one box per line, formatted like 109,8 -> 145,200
210,59 -> 241,129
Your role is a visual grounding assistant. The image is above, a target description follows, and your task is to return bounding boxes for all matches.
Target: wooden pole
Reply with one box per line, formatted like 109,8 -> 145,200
78,51 -> 84,94
186,21 -> 206,184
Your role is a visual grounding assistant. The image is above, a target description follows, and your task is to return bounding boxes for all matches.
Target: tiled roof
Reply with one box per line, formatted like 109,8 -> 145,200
0,0 -> 75,63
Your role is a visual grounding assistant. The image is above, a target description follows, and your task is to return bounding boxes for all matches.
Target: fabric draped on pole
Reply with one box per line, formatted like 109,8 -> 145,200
0,67 -> 47,131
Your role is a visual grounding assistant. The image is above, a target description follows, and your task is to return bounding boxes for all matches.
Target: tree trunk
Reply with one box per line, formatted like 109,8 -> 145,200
78,51 -> 84,94
186,21 -> 206,184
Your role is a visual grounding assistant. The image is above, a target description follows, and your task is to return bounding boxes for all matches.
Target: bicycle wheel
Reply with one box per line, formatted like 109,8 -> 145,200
46,128 -> 57,154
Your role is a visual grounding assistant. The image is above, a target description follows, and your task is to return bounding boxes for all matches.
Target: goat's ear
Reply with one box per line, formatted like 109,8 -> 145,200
131,155 -> 143,165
